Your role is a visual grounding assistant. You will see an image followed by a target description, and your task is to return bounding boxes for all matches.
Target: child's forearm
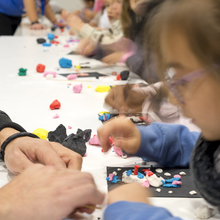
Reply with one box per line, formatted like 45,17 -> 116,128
23,0 -> 38,23
44,1 -> 57,24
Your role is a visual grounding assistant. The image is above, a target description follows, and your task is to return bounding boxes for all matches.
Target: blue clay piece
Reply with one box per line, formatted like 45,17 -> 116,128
47,33 -> 55,40
161,180 -> 180,188
126,170 -> 132,176
111,176 -> 120,183
59,58 -> 72,68
98,114 -> 111,122
42,42 -> 51,47
137,172 -> 144,179
163,177 -> 180,183
106,176 -> 120,183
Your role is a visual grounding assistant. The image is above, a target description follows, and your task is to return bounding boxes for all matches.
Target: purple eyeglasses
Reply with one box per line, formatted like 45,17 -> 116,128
165,68 -> 206,103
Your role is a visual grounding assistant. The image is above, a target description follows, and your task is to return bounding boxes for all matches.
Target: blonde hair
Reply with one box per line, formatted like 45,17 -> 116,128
147,0 -> 220,80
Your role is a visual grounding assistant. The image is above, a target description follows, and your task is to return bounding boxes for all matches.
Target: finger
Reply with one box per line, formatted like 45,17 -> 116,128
104,90 -> 120,110
5,149 -> 34,174
50,142 -> 82,170
32,142 -> 67,169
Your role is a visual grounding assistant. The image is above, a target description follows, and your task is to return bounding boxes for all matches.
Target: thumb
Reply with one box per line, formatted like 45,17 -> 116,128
114,137 -> 140,155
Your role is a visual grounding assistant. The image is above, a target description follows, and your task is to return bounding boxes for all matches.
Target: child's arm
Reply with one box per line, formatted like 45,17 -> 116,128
44,0 -> 63,27
98,117 -> 200,167
104,183 -> 182,220
23,0 -> 46,30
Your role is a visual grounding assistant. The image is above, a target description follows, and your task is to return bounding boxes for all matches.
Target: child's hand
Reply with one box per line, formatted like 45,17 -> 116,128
108,183 -> 151,205
66,14 -> 84,31
30,23 -> 47,30
101,52 -> 125,64
77,38 -> 96,56
97,117 -> 141,154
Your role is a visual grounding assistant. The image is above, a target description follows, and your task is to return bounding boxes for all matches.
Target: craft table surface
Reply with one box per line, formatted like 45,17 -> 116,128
0,36 -> 218,220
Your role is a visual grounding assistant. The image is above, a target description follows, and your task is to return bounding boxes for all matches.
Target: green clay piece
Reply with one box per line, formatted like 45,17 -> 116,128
18,68 -> 27,76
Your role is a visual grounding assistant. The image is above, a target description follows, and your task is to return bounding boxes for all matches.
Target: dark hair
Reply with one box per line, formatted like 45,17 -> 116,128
147,0 -> 220,80
121,0 -> 165,42
84,0 -> 95,3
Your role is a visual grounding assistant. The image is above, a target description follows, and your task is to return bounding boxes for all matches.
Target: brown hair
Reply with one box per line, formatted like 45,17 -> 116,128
146,0 -> 220,80
121,0 -> 138,39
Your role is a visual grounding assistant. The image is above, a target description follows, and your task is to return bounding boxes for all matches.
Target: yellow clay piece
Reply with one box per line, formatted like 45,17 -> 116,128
33,128 -> 49,140
95,85 -> 111,93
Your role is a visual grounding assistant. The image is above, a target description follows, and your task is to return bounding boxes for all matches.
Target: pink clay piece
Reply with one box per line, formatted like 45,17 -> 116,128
67,74 -> 77,80
89,135 -> 101,146
73,84 -> 82,93
172,181 -> 182,185
53,113 -> 59,119
174,174 -> 181,180
109,173 -> 115,181
44,71 -> 56,78
141,180 -> 150,188
113,146 -> 124,157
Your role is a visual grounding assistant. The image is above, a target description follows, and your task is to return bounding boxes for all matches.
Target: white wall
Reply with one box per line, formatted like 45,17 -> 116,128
53,0 -> 84,12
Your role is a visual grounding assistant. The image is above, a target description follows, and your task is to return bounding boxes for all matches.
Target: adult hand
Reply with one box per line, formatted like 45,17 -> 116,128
29,23 -> 47,30
2,129 -> 82,174
0,164 -> 104,220
108,183 -> 151,205
97,117 -> 141,154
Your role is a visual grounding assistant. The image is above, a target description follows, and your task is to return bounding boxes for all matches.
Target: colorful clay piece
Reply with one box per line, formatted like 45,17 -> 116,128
37,38 -> 46,44
95,85 -> 111,93
137,172 -> 144,179
53,114 -> 59,119
63,44 -> 69,48
116,74 -> 121,80
106,175 -> 120,183
73,84 -> 82,93
161,180 -> 180,188
33,128 -> 49,140
67,74 -> 77,80
89,135 -> 101,146
47,33 -> 55,40
50,99 -> 61,110
141,180 -> 150,188
126,170 -> 132,176
120,70 -> 130,80
18,68 -> 27,76
108,173 -> 115,181
113,146 -> 124,157
98,114 -> 111,122
44,71 -> 56,78
59,58 -> 72,68
68,126 -> 72,129
134,165 -> 139,175
42,42 -> 52,47
36,64 -> 45,73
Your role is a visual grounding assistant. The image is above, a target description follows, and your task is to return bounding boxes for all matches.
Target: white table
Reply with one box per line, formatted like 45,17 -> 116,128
0,36 -> 219,220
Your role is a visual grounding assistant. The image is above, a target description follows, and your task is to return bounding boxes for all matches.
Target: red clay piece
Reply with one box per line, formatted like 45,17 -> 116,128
116,74 -> 121,80
50,99 -> 61,110
36,64 -> 45,73
148,171 -> 154,177
134,165 -> 139,175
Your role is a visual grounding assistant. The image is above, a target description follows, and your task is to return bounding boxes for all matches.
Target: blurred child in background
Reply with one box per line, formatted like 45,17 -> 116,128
0,0 -> 63,35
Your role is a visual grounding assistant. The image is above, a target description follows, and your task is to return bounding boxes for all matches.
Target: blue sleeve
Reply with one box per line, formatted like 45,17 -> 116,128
104,201 -> 182,220
135,122 -> 200,167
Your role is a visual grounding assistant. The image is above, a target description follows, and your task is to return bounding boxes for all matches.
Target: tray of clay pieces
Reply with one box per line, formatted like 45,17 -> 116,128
107,167 -> 201,198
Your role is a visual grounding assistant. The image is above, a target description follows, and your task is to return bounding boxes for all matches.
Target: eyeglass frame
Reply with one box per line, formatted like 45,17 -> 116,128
165,68 -> 206,103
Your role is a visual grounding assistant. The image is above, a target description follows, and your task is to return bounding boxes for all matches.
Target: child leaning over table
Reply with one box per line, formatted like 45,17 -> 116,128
98,0 -> 220,219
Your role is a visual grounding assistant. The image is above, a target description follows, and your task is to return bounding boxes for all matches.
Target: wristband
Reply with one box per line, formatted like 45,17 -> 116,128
0,122 -> 26,133
0,132 -> 39,161
31,21 -> 39,25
